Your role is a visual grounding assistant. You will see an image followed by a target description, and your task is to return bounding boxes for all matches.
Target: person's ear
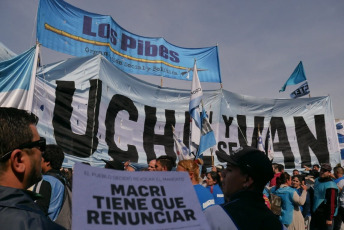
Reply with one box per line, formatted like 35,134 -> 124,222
10,149 -> 26,173
243,176 -> 254,189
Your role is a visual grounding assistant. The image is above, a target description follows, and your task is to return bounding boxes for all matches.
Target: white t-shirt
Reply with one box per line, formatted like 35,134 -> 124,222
337,179 -> 344,207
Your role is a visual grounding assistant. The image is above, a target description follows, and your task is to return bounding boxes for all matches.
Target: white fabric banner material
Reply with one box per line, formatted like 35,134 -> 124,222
32,55 -> 340,170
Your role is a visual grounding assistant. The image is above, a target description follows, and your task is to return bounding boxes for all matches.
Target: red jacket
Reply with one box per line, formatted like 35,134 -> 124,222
269,172 -> 282,187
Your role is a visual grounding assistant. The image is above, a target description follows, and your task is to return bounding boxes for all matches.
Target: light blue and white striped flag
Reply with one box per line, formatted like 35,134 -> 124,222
189,61 -> 203,156
0,45 -> 39,111
197,106 -> 216,159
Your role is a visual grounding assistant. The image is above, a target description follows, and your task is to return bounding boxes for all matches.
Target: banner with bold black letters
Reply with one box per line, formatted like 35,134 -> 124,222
72,163 -> 211,229
32,55 -> 340,169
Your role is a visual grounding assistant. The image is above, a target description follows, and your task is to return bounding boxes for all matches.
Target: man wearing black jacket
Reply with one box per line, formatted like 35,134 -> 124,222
0,107 -> 64,230
204,147 -> 284,230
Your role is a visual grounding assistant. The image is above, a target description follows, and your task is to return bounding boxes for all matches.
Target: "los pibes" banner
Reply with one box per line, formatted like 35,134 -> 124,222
37,0 -> 221,83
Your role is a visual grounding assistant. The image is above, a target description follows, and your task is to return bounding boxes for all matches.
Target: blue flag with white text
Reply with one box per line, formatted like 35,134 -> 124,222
37,0 -> 221,82
280,61 -> 307,92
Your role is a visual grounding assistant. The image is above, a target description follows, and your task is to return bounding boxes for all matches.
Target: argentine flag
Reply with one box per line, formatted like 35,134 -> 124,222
0,45 -> 39,111
197,106 -> 216,159
189,61 -> 203,156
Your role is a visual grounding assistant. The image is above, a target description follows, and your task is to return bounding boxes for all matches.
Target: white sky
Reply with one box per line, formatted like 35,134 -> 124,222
1,0 -> 344,118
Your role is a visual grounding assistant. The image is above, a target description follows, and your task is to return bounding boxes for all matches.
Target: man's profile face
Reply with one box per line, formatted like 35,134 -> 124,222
206,173 -> 216,186
148,160 -> 156,171
222,165 -> 247,199
25,125 -> 43,187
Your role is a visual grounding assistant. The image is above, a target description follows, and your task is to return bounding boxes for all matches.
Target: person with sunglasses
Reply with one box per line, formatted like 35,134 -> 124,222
0,107 -> 65,229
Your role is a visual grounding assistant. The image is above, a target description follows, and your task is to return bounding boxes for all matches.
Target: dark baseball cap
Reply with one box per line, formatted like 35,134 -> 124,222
216,147 -> 274,185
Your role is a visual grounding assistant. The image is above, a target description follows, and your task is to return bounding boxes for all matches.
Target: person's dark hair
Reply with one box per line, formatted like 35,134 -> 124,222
207,171 -> 222,187
43,145 -> 64,170
276,172 -> 290,189
313,164 -> 320,170
0,108 -> 38,162
291,174 -> 304,183
334,166 -> 344,175
156,155 -> 176,171
276,164 -> 284,173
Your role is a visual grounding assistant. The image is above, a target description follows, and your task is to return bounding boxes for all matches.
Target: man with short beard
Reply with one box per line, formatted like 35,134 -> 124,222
0,107 -> 64,230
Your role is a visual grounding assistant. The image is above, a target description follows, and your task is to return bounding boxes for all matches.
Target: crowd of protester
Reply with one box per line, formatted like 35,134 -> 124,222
1,107 -> 344,230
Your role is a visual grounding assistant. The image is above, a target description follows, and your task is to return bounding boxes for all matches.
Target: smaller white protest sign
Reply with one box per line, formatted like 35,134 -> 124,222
72,163 -> 211,230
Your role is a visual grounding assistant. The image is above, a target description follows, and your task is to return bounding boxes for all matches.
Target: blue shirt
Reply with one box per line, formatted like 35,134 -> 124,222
43,175 -> 65,221
194,184 -> 215,210
206,184 -> 225,205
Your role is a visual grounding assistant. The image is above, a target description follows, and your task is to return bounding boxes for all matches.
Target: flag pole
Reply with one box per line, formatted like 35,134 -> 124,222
27,42 -> 40,112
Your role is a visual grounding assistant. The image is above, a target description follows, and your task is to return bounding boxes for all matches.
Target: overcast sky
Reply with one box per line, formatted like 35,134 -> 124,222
1,0 -> 344,118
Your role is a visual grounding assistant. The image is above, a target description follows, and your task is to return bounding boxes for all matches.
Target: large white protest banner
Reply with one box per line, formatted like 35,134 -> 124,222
72,163 -> 211,230
31,54 -> 340,170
